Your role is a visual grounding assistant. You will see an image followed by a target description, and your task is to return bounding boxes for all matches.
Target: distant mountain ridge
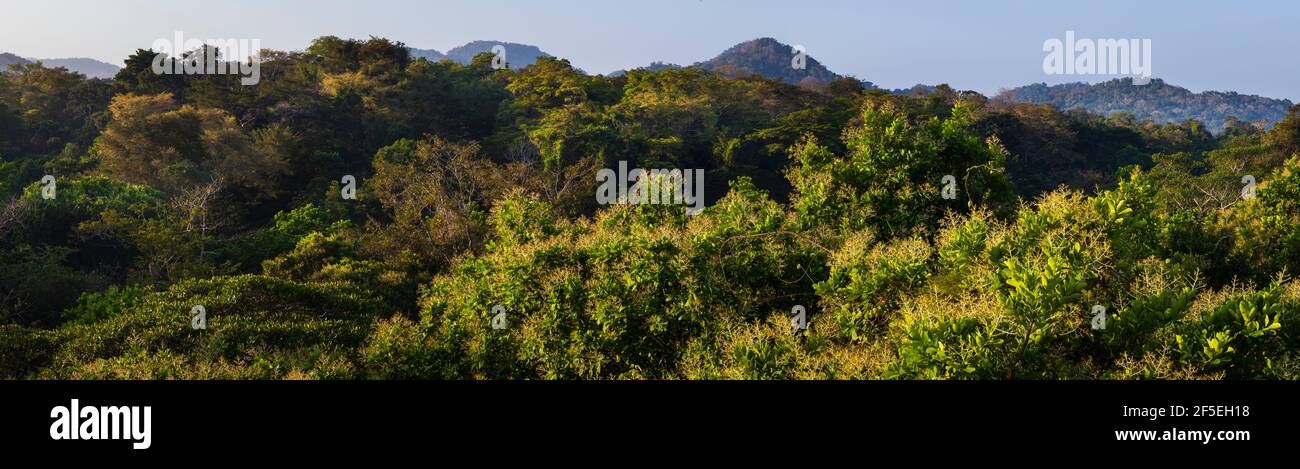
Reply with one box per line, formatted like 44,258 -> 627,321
6,40 -> 1295,132
606,61 -> 683,78
0,52 -> 119,78
892,84 -> 940,95
0,53 -> 30,69
37,58 -> 120,79
408,48 -> 446,62
409,41 -> 551,68
999,78 -> 1294,133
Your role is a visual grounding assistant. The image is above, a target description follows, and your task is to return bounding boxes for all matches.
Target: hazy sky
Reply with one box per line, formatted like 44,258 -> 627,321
2,0 -> 1296,100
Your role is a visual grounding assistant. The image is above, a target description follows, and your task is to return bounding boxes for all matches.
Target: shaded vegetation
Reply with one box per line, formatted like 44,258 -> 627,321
3,37 -> 1300,380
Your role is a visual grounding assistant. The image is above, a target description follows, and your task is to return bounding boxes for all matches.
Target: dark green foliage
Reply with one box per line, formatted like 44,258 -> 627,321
1174,288 -> 1290,378
61,285 -> 146,325
1102,287 -> 1194,355
0,325 -> 54,378
788,100 -> 1014,239
44,275 -> 383,379
888,317 -> 1003,379
2,37 -> 1299,380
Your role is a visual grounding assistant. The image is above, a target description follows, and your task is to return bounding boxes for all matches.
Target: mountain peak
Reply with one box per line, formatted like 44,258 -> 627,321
0,52 -> 32,69
745,37 -> 785,46
695,38 -> 843,85
445,41 -> 550,68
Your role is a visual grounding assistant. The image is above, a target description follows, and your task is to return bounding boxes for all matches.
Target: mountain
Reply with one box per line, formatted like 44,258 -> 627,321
0,53 -> 119,78
449,41 -> 550,68
606,61 -> 682,77
0,52 -> 30,69
408,48 -> 446,62
892,84 -> 940,95
37,58 -> 119,79
694,37 -> 843,85
999,78 -> 1294,133
407,41 -> 550,68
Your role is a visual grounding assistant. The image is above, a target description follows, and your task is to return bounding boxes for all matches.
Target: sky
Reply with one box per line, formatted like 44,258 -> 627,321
2,0 -> 1297,101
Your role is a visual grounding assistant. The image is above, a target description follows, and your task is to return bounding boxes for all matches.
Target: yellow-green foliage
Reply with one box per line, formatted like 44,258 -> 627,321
33,275 -> 384,379
6,70 -> 1300,381
415,179 -> 822,379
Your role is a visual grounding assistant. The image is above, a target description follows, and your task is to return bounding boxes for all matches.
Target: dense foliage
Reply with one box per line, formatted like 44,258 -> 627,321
1001,78 -> 1294,134
3,36 -> 1299,379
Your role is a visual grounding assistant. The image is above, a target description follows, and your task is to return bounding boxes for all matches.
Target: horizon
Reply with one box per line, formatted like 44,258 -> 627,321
1,0 -> 1297,101
6,0 -> 1300,447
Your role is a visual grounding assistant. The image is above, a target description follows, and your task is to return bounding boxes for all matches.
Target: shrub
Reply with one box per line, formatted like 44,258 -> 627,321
1174,286 -> 1289,378
61,285 -> 146,325
44,275 -> 383,378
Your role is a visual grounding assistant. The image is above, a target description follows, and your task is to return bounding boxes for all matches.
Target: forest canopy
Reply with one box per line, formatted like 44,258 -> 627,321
3,36 -> 1300,380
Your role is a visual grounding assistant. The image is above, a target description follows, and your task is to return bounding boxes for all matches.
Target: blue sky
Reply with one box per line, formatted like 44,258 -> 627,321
2,0 -> 1297,100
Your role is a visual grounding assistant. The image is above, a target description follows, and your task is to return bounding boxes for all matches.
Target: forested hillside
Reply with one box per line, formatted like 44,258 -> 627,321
0,52 -> 120,79
1000,78 -> 1294,134
3,36 -> 1300,380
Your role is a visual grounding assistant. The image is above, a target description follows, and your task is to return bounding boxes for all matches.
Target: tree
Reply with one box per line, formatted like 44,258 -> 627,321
93,92 -> 288,196
788,100 -> 1014,241
1269,104 -> 1300,158
365,137 -> 507,267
